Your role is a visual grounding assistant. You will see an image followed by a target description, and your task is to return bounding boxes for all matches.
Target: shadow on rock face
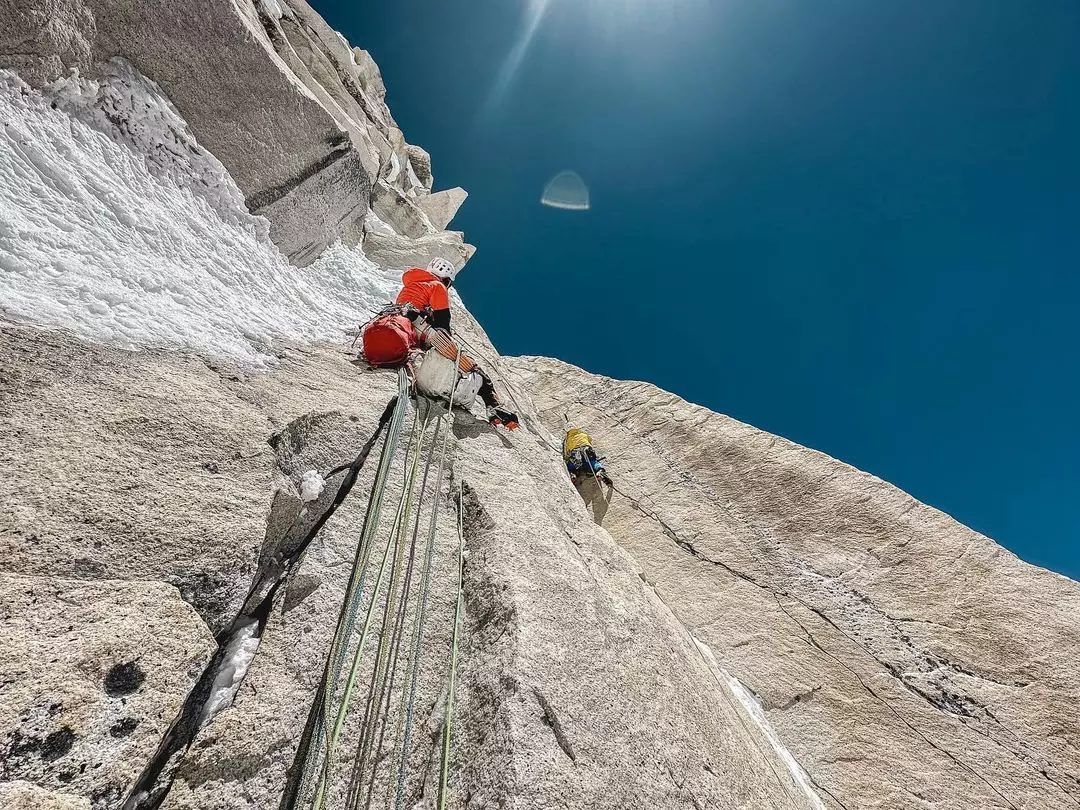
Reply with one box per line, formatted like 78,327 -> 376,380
281,574 -> 322,613
452,412 -> 513,448
575,476 -> 611,525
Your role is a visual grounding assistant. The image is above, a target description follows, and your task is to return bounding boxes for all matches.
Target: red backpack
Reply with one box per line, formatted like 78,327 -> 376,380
361,314 -> 418,367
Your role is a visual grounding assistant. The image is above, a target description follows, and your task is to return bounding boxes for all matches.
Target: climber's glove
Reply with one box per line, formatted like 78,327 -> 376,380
488,407 -> 520,431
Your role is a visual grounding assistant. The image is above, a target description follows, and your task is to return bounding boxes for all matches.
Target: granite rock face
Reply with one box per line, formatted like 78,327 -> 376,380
0,574 -> 214,809
511,355 -> 1080,810
0,0 -> 469,266
3,2 -> 1078,808
1,322 -> 818,810
416,188 -> 469,232
0,780 -> 92,810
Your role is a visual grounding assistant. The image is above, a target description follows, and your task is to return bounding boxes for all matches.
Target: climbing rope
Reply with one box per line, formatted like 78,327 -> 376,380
351,411 -> 441,810
287,369 -> 410,810
344,409 -> 432,809
313,413 -> 423,810
293,358 -> 467,810
392,408 -> 455,809
438,482 -> 467,810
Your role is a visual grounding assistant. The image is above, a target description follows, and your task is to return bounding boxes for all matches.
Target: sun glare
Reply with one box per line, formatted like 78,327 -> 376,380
481,0 -> 706,119
481,0 -> 553,118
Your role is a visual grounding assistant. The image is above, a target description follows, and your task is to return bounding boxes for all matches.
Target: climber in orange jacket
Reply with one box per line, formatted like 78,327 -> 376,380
394,258 -> 518,429
396,258 -> 454,331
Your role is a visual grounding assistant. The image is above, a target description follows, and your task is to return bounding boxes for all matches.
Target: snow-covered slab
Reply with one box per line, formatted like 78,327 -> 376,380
0,0 -> 455,265
0,70 -> 397,363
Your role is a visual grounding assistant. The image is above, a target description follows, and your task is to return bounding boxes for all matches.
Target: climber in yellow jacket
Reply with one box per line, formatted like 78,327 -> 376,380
563,423 -> 612,487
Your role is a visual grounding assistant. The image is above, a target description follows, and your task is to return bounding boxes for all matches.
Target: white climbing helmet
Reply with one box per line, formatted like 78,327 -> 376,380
427,257 -> 457,282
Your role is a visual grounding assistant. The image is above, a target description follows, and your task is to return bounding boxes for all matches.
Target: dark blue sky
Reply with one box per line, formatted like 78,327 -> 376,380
313,0 -> 1079,579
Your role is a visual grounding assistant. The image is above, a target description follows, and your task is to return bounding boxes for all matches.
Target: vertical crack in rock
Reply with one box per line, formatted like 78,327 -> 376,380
122,408 -> 395,809
120,578 -> 281,810
616,464 -> 1079,806
532,688 -> 576,763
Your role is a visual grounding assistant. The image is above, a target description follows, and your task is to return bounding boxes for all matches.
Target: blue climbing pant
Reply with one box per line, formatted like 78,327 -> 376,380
567,447 -> 604,475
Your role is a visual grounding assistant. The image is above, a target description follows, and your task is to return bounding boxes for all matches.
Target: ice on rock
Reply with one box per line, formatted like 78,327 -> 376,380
693,637 -> 827,810
200,619 -> 261,727
0,69 -> 399,363
44,59 -> 254,230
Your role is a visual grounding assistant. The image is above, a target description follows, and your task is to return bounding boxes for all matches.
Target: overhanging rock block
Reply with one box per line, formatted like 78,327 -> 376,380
370,180 -> 436,240
406,143 -> 434,191
362,228 -> 476,275
417,187 -> 468,231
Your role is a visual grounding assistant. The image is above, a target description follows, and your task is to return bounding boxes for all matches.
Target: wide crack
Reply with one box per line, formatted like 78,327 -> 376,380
121,404 -> 398,809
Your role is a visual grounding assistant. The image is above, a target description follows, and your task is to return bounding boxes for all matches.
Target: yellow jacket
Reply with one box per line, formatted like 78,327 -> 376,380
563,428 -> 593,459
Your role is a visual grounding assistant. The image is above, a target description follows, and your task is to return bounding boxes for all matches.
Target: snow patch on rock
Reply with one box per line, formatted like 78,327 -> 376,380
44,59 -> 255,230
693,637 -> 827,810
200,618 -> 261,727
0,69 -> 399,363
260,0 -> 285,22
299,469 -> 326,503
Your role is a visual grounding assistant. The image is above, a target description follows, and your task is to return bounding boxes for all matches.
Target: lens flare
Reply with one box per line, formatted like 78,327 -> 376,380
481,0 -> 553,118
541,171 -> 590,211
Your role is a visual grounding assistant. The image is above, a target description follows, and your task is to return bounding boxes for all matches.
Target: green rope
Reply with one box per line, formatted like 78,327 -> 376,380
395,375 -> 463,809
343,408 -> 431,810
438,482 -> 467,810
310,370 -> 411,810
391,413 -> 451,809
313,360 -> 468,810
315,406 -> 426,810
347,408 -> 432,808
368,412 -> 442,810
284,395 -> 398,810
324,370 -> 411,698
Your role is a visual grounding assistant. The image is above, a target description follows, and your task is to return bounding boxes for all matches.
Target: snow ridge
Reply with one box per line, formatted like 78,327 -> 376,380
0,68 -> 398,363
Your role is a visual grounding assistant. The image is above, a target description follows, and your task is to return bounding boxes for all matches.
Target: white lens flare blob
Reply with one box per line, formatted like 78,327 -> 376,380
541,170 -> 590,211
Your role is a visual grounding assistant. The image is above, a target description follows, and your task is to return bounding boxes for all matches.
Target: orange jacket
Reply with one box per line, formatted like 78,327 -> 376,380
396,268 -> 449,314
